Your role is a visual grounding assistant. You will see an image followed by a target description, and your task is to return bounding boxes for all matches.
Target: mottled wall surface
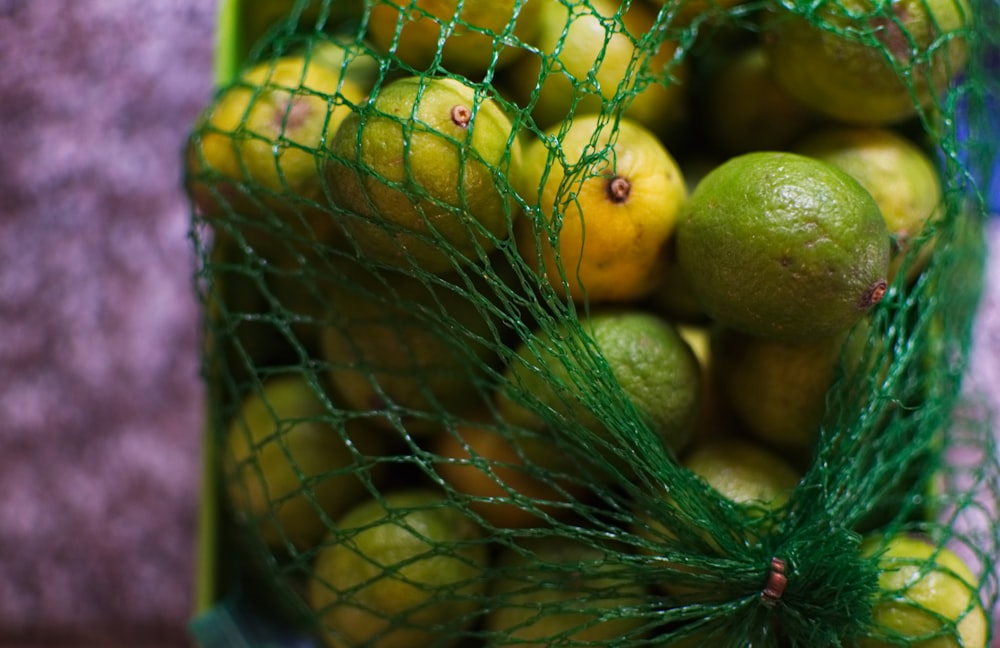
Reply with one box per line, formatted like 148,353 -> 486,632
0,1 -> 216,644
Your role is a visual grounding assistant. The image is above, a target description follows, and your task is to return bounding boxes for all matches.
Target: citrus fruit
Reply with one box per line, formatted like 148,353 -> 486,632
308,37 -> 381,92
223,374 -> 386,550
515,115 -> 687,304
504,0 -> 687,134
485,536 -> 649,645
325,75 -> 522,274
309,489 -> 488,648
712,326 -> 853,454
858,534 -> 987,648
682,437 -> 801,510
675,151 -> 891,342
365,0 -> 540,76
763,0 -> 971,125
793,126 -> 943,282
702,45 -> 814,155
185,54 -> 365,252
239,1 -> 363,56
497,308 -> 703,464
431,416 -> 590,529
645,0 -> 752,28
632,437 -> 800,599
677,323 -> 731,441
318,258 -> 507,436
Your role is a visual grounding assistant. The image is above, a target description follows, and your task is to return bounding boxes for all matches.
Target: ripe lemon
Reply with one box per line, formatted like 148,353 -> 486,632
325,75 -> 522,274
515,115 -> 687,304
223,374 -> 386,550
504,0 -> 687,134
675,151 -> 891,343
793,126 -> 943,283
365,0 -> 540,76
858,534 -> 987,648
763,0 -> 971,125
308,489 -> 488,648
185,53 -> 365,252
485,536 -> 649,645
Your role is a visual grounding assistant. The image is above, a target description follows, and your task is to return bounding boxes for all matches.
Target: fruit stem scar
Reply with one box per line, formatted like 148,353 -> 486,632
761,557 -> 787,606
450,104 -> 472,128
606,175 -> 631,203
859,278 -> 888,310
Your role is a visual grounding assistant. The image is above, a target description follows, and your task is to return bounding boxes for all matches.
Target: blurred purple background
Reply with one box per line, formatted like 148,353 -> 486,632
0,2 -> 214,645
0,1 -> 998,647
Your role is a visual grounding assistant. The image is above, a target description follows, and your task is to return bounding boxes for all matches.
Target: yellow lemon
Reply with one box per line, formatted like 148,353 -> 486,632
515,115 -> 687,304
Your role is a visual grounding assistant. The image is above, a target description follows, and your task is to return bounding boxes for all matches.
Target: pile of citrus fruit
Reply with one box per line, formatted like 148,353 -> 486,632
185,0 -> 990,645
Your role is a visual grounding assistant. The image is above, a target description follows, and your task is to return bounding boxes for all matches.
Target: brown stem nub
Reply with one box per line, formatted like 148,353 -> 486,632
859,278 -> 888,310
450,104 -> 471,128
606,175 -> 631,204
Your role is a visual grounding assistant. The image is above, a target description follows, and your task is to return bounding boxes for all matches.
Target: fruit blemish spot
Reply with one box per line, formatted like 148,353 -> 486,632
859,278 -> 888,309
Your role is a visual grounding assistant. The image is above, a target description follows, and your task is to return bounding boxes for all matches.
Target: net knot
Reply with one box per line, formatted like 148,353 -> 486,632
760,556 -> 787,607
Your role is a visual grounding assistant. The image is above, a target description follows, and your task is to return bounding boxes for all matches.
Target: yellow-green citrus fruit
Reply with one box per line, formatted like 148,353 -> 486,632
858,534 -> 987,648
675,151 -> 891,342
366,0 -> 540,76
326,75 -> 521,274
309,489 -> 488,648
515,115 -> 687,304
793,126 -> 943,282
486,536 -> 649,645
703,45 -> 815,155
430,416 -> 590,529
224,374 -> 385,550
632,437 -> 800,598
763,0 -> 972,125
239,1 -> 363,56
505,0 -> 687,134
186,55 -> 365,251
317,259 -> 506,436
497,308 -> 703,463
682,437 -> 801,510
712,326 -> 852,454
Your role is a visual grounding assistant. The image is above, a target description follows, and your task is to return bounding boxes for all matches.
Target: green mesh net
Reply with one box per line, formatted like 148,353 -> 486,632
186,0 -> 1000,645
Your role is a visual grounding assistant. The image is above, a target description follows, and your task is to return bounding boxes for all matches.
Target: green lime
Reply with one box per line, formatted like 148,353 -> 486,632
497,308 -> 703,465
793,126 -> 943,283
308,489 -> 489,648
675,151 -> 891,343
